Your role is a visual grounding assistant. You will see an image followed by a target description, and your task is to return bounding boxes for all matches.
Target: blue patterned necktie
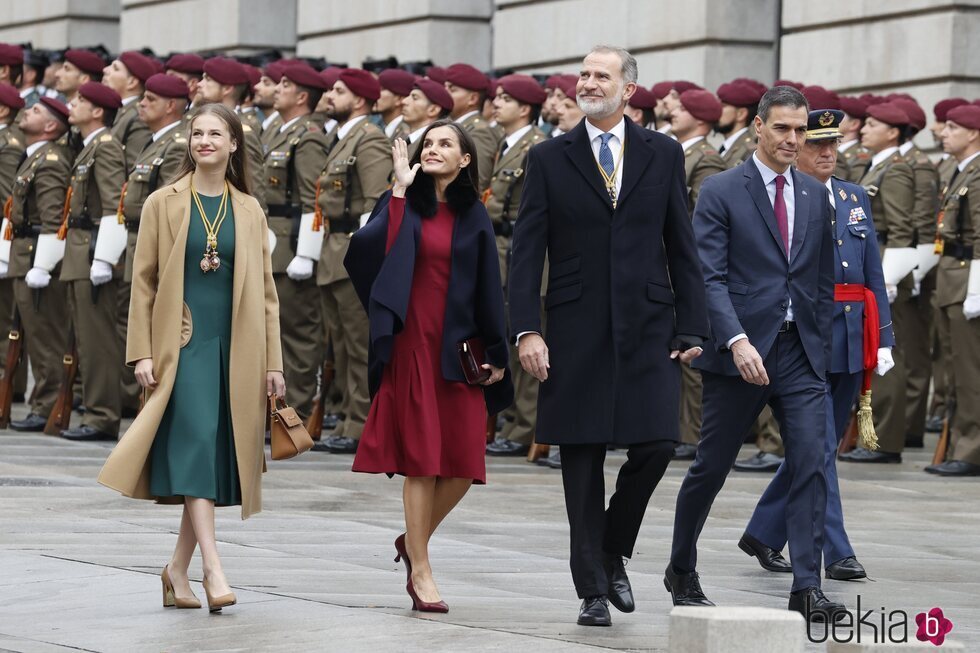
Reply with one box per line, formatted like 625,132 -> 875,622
598,133 -> 615,177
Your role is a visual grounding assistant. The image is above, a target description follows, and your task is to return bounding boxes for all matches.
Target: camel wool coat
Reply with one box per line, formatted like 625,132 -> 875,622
98,174 -> 283,519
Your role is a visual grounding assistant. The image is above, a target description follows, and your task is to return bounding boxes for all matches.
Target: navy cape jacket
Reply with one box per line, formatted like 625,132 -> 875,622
344,191 -> 514,415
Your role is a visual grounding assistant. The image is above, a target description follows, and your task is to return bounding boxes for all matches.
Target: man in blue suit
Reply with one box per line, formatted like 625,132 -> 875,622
665,86 -> 846,622
740,109 -> 896,584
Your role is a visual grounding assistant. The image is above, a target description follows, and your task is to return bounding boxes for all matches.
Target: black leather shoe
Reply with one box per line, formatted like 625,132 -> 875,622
10,413 -> 47,432
838,447 -> 901,463
603,554 -> 634,613
312,435 -> 358,454
673,443 -> 697,460
826,556 -> 866,581
322,412 -> 340,431
788,587 -> 847,622
59,426 -> 116,442
485,437 -> 530,456
536,449 -> 561,469
577,595 -> 611,626
663,565 -> 715,606
924,460 -> 980,476
738,533 -> 792,572
733,451 -> 784,472
925,415 -> 943,433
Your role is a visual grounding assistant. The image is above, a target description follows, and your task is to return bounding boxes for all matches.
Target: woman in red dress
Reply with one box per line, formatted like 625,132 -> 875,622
345,120 -> 513,612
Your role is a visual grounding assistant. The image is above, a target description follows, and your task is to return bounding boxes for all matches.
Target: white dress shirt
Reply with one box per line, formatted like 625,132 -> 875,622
384,114 -> 404,138
838,139 -> 859,154
869,145 -> 900,170
727,154 -> 797,348
82,126 -> 107,148
152,120 -> 181,142
680,135 -> 704,152
504,124 -> 533,152
720,127 -> 749,155
407,125 -> 427,143
957,151 -> 980,172
336,115 -> 367,141
584,117 -> 626,196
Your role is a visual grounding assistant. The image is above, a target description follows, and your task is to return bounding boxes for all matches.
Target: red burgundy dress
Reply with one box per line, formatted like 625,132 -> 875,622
352,196 -> 489,483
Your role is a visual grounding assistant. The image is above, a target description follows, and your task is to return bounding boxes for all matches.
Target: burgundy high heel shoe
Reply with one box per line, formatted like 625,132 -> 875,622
406,579 -> 449,613
394,533 -> 412,582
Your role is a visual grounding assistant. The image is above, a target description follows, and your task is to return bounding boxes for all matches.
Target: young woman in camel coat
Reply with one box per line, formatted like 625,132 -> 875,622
98,104 -> 284,613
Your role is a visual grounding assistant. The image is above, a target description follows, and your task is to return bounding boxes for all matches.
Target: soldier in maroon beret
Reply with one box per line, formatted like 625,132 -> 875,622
800,85 -> 841,111
425,65 -> 447,84
102,52 -> 155,171
253,61 -> 284,141
313,69 -> 393,455
927,103 -> 980,476
444,63 -> 498,190
553,76 -> 584,134
660,81 -> 704,136
835,96 -> 870,182
0,44 -> 24,89
837,103 -> 917,465
377,69 -> 415,141
648,81 -> 674,134
931,98 -> 970,185
483,73 -> 549,459
0,80 -> 25,398
625,85 -> 657,129
59,80 -> 128,443
402,79 -> 453,160
774,79 -> 804,90
0,82 -> 25,112
715,82 -> 765,167
55,49 -> 106,98
198,58 -> 266,207
313,67 -> 344,135
165,53 -> 205,107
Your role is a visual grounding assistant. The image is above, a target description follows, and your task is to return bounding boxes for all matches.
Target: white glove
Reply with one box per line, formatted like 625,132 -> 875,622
25,267 -> 51,289
881,247 -> 919,286
964,295 -> 980,320
885,284 -> 897,304
876,347 -> 895,376
286,255 -> 314,281
965,261 -> 980,320
90,260 -> 113,286
0,260 -> 7,278
912,243 -> 940,285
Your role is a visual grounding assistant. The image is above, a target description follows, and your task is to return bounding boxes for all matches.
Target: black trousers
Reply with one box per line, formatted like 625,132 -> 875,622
670,328 -> 828,591
561,440 -> 674,598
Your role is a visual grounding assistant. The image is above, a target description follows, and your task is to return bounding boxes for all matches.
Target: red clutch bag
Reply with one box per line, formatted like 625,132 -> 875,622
457,338 -> 491,385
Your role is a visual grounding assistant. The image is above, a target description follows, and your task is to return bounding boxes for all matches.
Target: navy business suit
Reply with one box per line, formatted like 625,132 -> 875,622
745,177 -> 895,565
670,155 -> 835,592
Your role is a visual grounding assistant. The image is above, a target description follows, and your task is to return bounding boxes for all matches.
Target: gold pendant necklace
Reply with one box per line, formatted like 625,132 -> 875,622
191,180 -> 229,274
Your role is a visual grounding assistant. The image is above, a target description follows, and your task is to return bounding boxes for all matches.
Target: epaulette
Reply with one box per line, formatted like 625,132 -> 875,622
45,152 -> 59,161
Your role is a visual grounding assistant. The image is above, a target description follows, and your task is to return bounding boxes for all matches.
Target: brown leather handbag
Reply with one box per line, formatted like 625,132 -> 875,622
457,337 -> 491,385
269,395 -> 314,460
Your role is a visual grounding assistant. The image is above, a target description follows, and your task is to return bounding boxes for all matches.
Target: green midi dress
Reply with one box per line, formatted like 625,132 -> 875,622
149,193 -> 240,506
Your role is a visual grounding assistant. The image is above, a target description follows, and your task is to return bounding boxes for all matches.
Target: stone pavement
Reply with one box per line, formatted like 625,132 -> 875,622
1,412 -> 978,652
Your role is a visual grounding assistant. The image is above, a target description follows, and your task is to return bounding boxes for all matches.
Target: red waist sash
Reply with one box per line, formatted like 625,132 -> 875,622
834,284 -> 879,392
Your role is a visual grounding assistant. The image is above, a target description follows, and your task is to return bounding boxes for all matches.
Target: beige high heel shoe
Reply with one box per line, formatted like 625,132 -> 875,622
161,565 -> 202,609
202,576 -> 237,613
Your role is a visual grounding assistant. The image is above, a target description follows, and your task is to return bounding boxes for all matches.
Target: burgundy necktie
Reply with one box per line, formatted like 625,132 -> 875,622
774,174 -> 789,257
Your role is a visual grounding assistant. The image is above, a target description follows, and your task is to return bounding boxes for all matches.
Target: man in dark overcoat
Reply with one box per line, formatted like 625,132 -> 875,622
509,45 -> 708,627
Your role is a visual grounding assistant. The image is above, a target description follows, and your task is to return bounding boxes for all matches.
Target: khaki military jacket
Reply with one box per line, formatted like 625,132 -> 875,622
238,108 -> 263,137
314,117 -> 392,286
683,137 -> 727,213
387,118 -> 410,143
937,155 -> 959,194
61,129 -> 126,281
720,128 -> 756,168
859,151 -> 916,248
458,112 -> 501,192
841,142 -> 872,183
262,114 -> 330,272
484,125 -> 546,227
259,112 -> 284,153
121,123 -> 187,282
7,140 -> 73,277
111,99 -> 152,173
0,124 -> 25,202
902,143 -> 940,244
936,155 -> 980,308
240,121 -> 267,213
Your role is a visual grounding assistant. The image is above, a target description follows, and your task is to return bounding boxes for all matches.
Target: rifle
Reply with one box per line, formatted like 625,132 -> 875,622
44,326 -> 78,436
305,358 -> 335,441
838,409 -> 859,456
0,306 -> 23,428
932,397 -> 955,466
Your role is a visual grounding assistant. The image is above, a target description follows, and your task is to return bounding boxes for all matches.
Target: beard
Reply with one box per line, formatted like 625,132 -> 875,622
714,117 -> 735,135
578,85 -> 623,120
326,106 -> 351,122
